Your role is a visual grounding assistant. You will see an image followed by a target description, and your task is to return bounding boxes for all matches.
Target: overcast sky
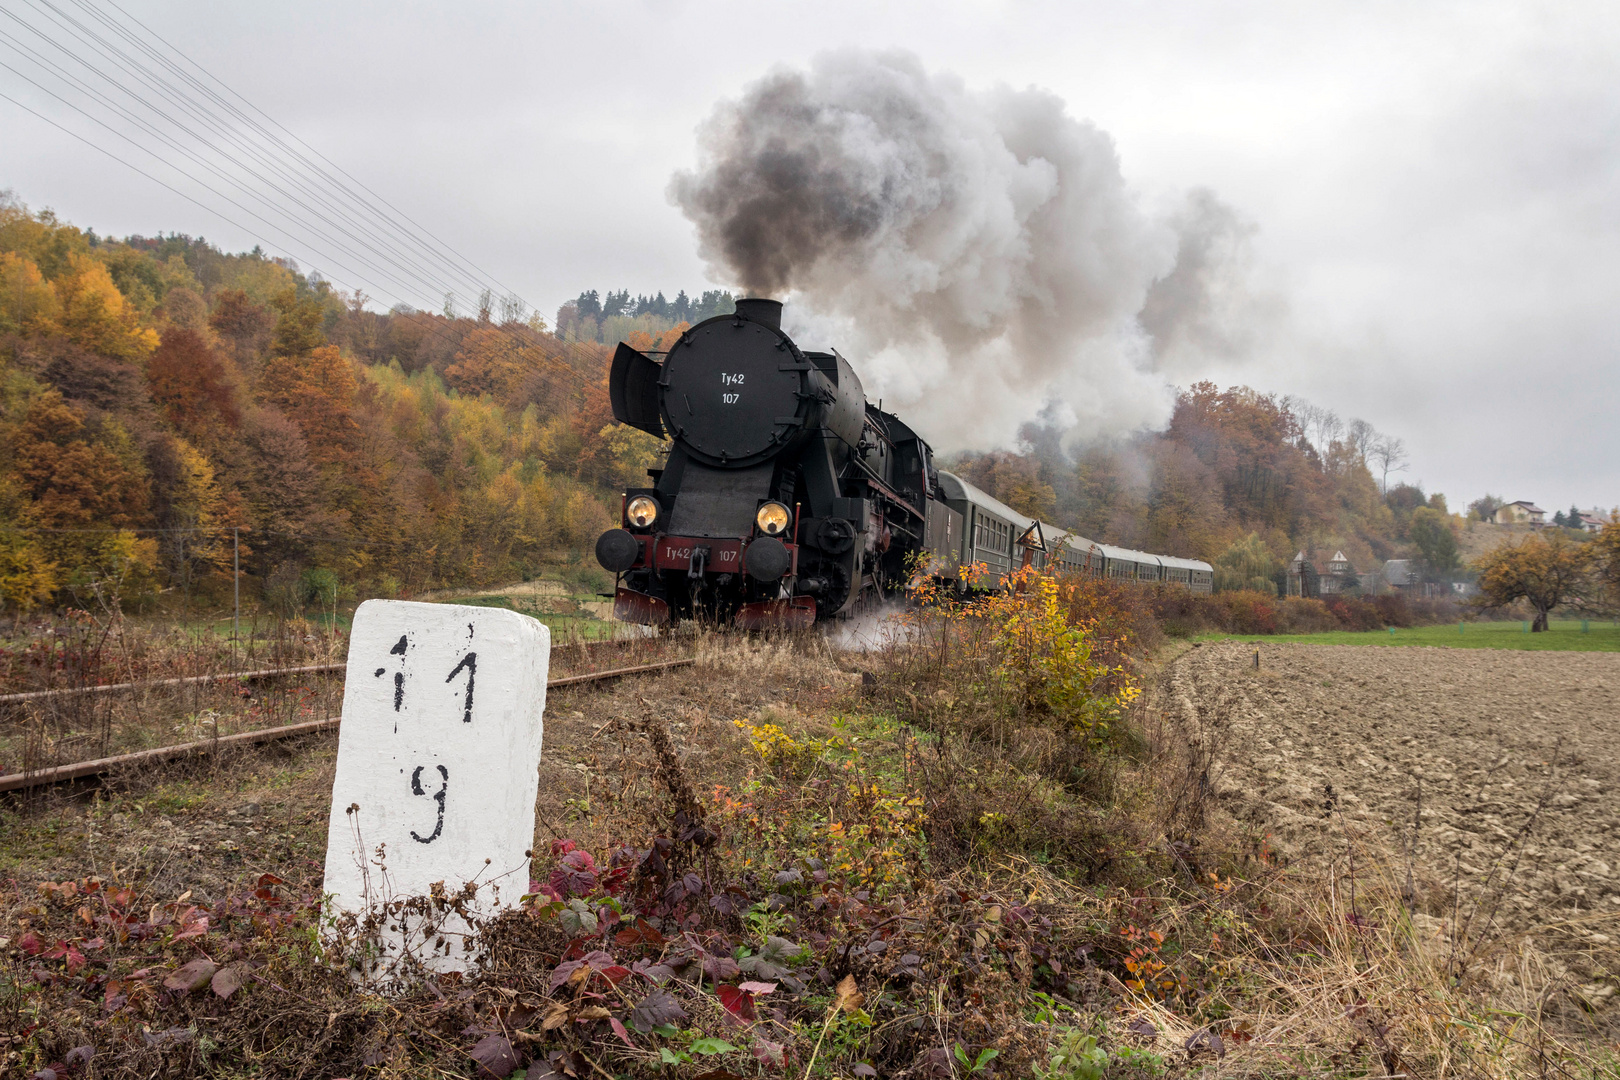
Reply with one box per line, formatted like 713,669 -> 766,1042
2,0 -> 1615,514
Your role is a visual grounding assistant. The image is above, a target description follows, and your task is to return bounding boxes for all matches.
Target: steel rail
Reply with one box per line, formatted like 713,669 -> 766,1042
0,663 -> 342,705
0,637 -> 655,706
0,656 -> 693,793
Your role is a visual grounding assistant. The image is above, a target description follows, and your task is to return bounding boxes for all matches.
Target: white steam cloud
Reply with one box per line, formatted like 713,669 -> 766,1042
669,50 -> 1261,449
1141,189 -> 1282,380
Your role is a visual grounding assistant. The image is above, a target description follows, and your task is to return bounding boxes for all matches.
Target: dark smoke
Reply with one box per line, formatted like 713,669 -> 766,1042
667,73 -> 889,297
670,51 -> 1262,448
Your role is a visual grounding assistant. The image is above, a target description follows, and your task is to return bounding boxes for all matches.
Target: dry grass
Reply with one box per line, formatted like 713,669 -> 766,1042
5,616 -> 1620,1077
0,611 -> 689,783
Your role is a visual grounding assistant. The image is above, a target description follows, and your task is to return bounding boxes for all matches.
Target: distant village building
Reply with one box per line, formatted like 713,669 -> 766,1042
1321,551 -> 1356,594
1492,501 -> 1546,526
1380,559 -> 1420,592
1577,509 -> 1613,533
1284,552 -> 1317,598
1287,550 -> 1360,598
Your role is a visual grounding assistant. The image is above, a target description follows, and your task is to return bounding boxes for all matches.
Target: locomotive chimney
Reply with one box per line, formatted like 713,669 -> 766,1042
733,297 -> 782,329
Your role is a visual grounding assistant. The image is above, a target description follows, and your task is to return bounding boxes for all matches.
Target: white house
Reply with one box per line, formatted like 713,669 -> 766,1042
1493,501 -> 1546,526
1578,508 -> 1614,534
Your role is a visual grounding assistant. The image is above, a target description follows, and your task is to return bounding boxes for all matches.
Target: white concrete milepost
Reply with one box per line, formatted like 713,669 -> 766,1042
321,600 -> 550,975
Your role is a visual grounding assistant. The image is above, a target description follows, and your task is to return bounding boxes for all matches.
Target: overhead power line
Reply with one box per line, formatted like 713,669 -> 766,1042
80,0 -> 525,303
0,0 -> 618,397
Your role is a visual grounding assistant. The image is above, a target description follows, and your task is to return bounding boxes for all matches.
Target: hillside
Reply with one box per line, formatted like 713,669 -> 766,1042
950,384 -> 1470,589
0,197 -> 685,613
1456,519 -> 1537,563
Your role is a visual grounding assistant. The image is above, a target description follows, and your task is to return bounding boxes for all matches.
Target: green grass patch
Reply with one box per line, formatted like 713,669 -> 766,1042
1201,618 -> 1620,651
443,594 -> 620,640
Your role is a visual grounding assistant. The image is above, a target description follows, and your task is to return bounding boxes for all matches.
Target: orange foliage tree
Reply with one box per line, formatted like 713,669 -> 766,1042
1475,531 -> 1592,631
49,254 -> 158,361
257,344 -> 358,466
13,394 -> 148,529
147,327 -> 242,439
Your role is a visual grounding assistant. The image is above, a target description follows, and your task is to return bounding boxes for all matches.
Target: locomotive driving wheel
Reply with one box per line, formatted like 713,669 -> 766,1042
799,556 -> 853,620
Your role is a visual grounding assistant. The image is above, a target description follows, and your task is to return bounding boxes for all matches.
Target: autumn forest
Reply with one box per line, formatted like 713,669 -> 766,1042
0,195 -> 681,615
0,194 -> 1460,616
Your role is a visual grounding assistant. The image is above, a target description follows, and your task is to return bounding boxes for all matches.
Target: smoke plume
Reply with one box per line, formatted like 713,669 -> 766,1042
670,50 -> 1259,448
1140,189 -> 1282,378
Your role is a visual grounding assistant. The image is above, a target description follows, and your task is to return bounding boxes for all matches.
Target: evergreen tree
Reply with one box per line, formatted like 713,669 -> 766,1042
1410,506 -> 1461,578
693,290 -> 734,320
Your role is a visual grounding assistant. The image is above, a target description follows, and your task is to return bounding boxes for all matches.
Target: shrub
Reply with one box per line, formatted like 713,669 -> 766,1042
1149,580 -> 1463,636
1058,574 -> 1163,664
1150,586 -> 1280,634
993,576 -> 1141,739
1371,593 -> 1414,627
1218,591 -> 1279,634
1149,588 -> 1205,630
1275,597 -> 1339,633
299,566 -> 339,609
1406,594 -> 1463,623
897,566 -> 1147,808
1323,595 -> 1381,631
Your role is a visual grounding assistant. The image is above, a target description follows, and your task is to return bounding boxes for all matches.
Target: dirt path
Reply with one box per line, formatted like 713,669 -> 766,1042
1167,640 -> 1620,985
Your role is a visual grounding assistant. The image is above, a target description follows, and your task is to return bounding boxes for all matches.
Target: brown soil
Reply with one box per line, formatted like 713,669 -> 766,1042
1167,640 -> 1620,1000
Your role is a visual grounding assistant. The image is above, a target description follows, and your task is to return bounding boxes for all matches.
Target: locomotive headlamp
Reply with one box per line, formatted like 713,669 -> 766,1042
626,496 -> 660,529
755,501 -> 792,536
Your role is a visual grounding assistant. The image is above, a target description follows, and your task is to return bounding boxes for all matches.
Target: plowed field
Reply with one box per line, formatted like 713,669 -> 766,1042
1166,641 -> 1620,994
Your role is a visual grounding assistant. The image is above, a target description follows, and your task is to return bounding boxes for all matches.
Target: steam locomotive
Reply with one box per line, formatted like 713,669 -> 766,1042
593,298 -> 1211,629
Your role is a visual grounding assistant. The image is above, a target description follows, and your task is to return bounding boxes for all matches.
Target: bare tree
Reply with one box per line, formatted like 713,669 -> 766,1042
1290,399 -> 1318,447
1312,409 -> 1343,455
1287,399 -> 1345,456
499,293 -> 529,326
1369,435 -> 1409,493
1346,418 -> 1376,461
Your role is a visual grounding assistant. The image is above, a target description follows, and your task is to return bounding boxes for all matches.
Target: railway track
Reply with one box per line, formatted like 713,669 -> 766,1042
0,637 -> 651,707
0,655 -> 693,794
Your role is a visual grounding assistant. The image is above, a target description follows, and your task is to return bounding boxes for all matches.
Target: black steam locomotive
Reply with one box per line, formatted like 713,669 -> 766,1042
593,298 -> 1211,628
